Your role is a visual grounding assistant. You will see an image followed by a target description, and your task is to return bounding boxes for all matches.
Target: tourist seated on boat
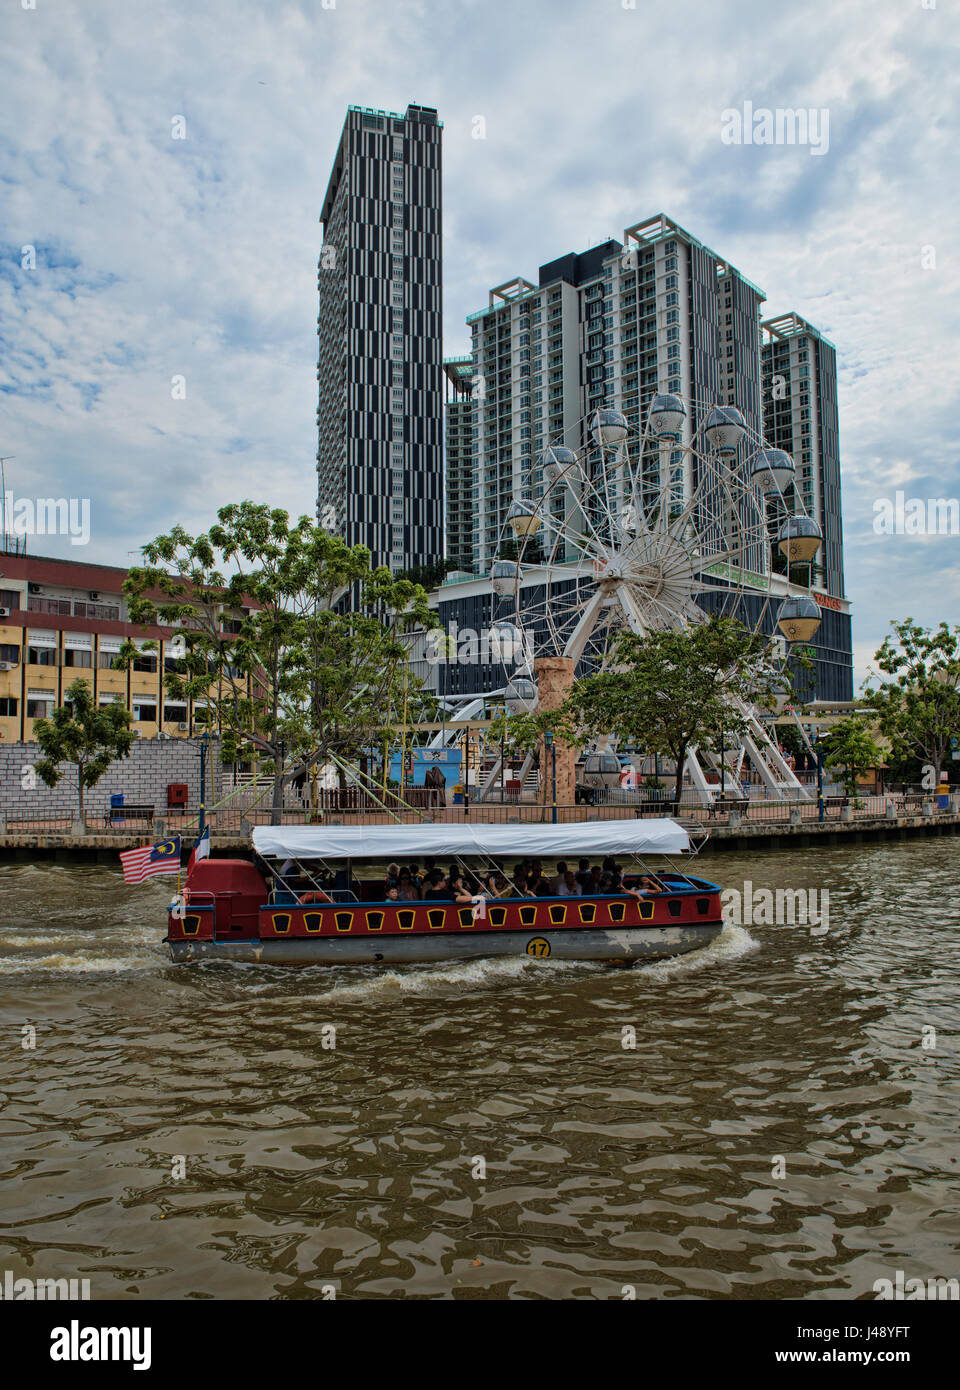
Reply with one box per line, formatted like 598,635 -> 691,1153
556,869 -> 582,897
484,869 -> 511,898
550,861 -> 570,894
385,861 -> 401,893
528,872 -> 552,897
575,858 -> 592,890
396,870 -> 420,901
587,865 -> 603,893
386,886 -> 399,902
515,868 -> 537,897
625,874 -> 663,899
599,868 -> 623,893
459,868 -> 484,896
423,870 -> 453,900
448,872 -> 478,906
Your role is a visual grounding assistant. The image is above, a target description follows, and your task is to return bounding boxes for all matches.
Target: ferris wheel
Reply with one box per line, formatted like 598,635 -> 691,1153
482,392 -> 826,804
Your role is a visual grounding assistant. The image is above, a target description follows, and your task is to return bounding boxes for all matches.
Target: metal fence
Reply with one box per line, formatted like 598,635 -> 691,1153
1,792 -> 957,840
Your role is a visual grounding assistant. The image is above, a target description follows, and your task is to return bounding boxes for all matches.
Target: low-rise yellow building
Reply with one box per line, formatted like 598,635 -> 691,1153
0,550 -> 245,744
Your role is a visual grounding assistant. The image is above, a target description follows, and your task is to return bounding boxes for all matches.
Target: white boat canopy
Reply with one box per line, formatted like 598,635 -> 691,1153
251,818 -> 691,861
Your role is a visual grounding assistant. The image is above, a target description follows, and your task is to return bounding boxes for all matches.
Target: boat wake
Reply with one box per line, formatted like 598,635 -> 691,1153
0,951 -> 155,975
0,923 -> 159,975
637,921 -> 759,981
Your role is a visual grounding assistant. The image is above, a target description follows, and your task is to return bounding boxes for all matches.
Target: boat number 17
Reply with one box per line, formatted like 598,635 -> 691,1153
525,937 -> 551,958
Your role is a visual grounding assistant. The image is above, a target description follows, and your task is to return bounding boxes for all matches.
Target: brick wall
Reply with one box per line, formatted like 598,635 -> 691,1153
0,738 -> 222,820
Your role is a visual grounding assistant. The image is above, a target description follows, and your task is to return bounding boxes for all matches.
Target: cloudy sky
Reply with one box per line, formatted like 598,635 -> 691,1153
2,0 -> 957,682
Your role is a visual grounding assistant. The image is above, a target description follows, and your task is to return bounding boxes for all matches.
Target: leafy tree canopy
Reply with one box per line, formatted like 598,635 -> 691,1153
863,619 -> 960,786
820,716 -> 884,798
117,502 -> 434,821
560,616 -> 788,812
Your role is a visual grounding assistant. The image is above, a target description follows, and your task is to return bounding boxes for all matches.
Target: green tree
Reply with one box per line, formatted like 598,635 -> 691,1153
396,559 -> 456,589
562,616 -> 784,814
774,722 -> 806,760
486,706 -> 575,762
487,704 -> 578,820
118,503 -> 433,823
863,619 -> 960,788
820,716 -> 883,798
33,679 -> 135,820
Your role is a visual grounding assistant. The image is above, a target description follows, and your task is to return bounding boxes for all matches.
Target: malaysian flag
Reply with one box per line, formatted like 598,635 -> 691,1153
119,836 -> 182,884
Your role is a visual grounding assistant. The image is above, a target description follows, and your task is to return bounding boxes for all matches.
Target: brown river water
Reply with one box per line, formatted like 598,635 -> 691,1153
0,839 -> 958,1301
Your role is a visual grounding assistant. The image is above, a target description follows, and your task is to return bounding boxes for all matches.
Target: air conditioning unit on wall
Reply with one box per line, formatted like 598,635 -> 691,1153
0,607 -> 10,618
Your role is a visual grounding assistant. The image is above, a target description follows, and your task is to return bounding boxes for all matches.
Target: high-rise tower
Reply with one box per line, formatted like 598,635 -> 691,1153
465,214 -> 766,575
316,103 -> 443,572
761,313 -> 845,599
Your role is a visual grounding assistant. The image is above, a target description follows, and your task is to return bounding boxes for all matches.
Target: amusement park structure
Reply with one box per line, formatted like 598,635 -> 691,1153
427,391 -> 827,806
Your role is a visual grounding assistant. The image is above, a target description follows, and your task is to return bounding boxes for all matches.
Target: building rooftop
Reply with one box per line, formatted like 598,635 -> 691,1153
321,102 -> 441,227
762,311 -> 836,351
466,214 -> 767,325
442,355 -> 474,388
625,213 -> 766,300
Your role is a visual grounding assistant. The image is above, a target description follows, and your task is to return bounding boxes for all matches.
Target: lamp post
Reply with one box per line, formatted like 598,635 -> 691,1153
500,723 -> 506,803
815,733 -> 825,823
544,729 -> 558,824
198,729 -> 211,833
464,727 -> 470,817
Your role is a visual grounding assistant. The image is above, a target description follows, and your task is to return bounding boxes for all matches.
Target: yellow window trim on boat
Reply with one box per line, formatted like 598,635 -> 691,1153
366,911 -> 384,932
489,906 -> 507,927
519,905 -> 537,926
577,902 -> 596,924
335,912 -> 353,933
398,910 -> 416,930
428,908 -> 446,930
304,912 -> 324,933
637,900 -> 654,920
549,903 -> 566,925
272,913 -> 292,935
182,914 -> 201,937
457,907 -> 474,927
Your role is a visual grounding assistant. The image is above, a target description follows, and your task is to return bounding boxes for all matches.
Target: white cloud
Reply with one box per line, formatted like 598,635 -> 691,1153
0,0 -> 957,688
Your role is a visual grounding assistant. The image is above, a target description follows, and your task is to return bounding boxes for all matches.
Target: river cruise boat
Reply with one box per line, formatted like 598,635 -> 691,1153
166,819 -> 723,967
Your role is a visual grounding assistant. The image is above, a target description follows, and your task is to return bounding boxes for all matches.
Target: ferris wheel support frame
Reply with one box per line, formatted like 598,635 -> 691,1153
479,393 -> 825,809
558,575 -> 810,806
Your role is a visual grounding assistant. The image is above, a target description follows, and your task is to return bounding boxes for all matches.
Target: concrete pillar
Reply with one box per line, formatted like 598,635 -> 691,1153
789,807 -> 802,826
534,656 -> 576,811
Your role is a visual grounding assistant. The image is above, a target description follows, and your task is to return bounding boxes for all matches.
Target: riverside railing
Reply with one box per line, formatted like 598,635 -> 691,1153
0,790 -> 953,838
